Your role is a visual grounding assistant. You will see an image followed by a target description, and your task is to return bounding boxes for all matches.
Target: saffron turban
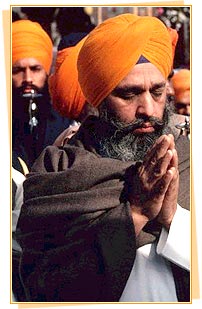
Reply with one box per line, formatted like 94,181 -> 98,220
49,36 -> 87,119
167,27 -> 179,67
78,14 -> 173,107
12,20 -> 53,74
171,69 -> 190,101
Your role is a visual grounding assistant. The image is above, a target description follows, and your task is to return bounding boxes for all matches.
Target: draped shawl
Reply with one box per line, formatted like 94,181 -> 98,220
16,116 -> 190,302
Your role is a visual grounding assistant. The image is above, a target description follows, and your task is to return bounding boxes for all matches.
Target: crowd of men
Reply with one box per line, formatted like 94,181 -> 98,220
12,9 -> 190,303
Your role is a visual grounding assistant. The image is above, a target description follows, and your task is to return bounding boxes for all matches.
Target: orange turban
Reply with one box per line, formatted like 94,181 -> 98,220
167,27 -> 179,68
78,14 -> 173,107
48,37 -> 87,119
12,20 -> 53,74
171,69 -> 190,101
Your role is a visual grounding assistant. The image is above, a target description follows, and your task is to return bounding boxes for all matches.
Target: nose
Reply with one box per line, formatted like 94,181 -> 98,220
136,91 -> 155,118
23,68 -> 33,83
166,80 -> 174,96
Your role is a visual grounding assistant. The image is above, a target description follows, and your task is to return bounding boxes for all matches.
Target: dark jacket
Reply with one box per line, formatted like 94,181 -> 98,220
13,101 -> 70,169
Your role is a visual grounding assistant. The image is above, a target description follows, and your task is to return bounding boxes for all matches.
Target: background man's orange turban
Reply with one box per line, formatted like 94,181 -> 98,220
171,69 -> 190,102
49,37 -> 87,119
12,20 -> 53,74
167,27 -> 179,68
78,14 -> 173,107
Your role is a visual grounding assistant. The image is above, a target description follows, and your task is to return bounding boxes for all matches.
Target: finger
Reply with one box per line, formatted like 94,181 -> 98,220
165,167 -> 179,194
143,135 -> 168,168
157,168 -> 179,227
169,148 -> 178,169
152,167 -> 174,197
143,135 -> 174,170
152,148 -> 178,179
148,149 -> 174,184
138,135 -> 176,189
167,134 -> 175,150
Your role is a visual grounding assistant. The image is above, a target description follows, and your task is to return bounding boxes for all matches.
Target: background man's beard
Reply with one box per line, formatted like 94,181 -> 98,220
12,79 -> 51,121
14,83 -> 41,97
94,100 -> 173,162
12,78 -> 49,102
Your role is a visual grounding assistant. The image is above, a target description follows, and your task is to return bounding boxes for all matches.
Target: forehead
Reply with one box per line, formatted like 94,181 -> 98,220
177,92 -> 190,105
117,62 -> 165,87
12,57 -> 44,68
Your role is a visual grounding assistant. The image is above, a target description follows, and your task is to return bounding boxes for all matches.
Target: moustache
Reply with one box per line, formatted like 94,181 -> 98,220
21,81 -> 38,90
18,83 -> 40,97
114,116 -> 165,135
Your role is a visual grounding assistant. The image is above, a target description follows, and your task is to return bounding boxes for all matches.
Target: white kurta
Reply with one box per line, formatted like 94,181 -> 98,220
12,167 -> 25,252
119,205 -> 190,302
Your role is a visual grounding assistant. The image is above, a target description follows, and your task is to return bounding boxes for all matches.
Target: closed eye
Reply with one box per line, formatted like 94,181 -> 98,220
30,65 -> 43,72
151,89 -> 164,97
150,83 -> 166,98
112,86 -> 143,100
12,67 -> 24,74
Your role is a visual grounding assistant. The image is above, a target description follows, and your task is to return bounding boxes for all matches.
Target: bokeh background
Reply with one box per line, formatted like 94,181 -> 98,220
12,6 -> 190,70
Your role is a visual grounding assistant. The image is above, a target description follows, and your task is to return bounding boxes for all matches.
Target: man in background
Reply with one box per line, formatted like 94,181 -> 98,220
171,68 -> 190,116
12,19 -> 70,169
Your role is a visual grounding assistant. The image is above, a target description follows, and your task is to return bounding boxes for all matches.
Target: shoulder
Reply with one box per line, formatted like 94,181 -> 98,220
30,143 -> 100,174
53,124 -> 80,146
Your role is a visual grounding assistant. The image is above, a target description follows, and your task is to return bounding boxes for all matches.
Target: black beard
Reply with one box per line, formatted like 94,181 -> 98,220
12,80 -> 51,122
93,100 -> 173,162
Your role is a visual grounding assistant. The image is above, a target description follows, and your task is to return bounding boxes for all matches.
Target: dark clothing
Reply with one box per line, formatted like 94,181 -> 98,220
12,250 -> 27,302
57,32 -> 88,51
12,153 -> 27,301
16,116 -> 190,302
13,103 -> 70,169
12,100 -> 70,300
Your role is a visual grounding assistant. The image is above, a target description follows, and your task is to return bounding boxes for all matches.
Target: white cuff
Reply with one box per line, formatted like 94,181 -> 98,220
12,168 -> 25,231
157,205 -> 190,270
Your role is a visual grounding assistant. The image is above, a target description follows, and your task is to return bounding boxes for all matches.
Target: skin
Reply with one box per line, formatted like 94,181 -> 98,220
12,57 -> 47,92
107,63 -> 168,131
174,92 -> 190,116
166,78 -> 175,104
105,63 -> 179,235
